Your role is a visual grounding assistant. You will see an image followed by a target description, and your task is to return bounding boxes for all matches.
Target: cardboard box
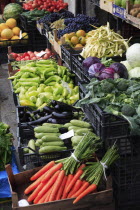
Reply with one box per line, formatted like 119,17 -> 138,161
126,1 -> 140,29
100,0 -> 113,13
6,164 -> 113,210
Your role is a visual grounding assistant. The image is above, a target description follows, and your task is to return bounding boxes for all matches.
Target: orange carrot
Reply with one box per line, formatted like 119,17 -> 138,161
61,174 -> 74,199
38,170 -> 60,198
56,176 -> 67,201
27,182 -> 44,202
37,190 -> 49,204
73,184 -> 97,204
49,170 -> 65,202
44,185 -> 54,203
30,161 -> 55,181
24,173 -> 47,195
66,169 -> 83,194
76,164 -> 86,172
41,163 -> 63,183
72,181 -> 90,198
67,179 -> 83,198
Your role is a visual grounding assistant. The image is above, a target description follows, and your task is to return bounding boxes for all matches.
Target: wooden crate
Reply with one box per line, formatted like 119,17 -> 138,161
126,1 -> 140,29
6,164 -> 114,210
100,0 -> 113,13
53,29 -> 65,58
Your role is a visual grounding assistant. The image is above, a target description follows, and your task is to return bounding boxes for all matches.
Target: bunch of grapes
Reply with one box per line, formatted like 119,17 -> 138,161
58,14 -> 98,38
38,13 -> 61,24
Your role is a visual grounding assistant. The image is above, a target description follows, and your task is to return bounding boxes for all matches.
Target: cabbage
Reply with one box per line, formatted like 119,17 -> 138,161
120,60 -> 132,71
126,44 -> 140,68
128,67 -> 140,79
82,57 -> 100,71
88,63 -> 105,78
98,68 -> 119,80
110,62 -> 128,79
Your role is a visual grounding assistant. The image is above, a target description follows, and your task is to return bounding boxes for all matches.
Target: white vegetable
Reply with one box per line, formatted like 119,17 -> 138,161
120,60 -> 132,71
128,67 -> 140,79
126,43 -> 140,68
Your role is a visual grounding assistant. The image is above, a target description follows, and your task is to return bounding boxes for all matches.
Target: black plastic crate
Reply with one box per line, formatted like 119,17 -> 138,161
89,0 -> 100,7
19,15 -> 37,31
61,45 -> 82,70
71,54 -> 90,83
78,81 -> 88,98
82,103 -> 130,140
18,137 -> 73,168
9,80 -> 19,107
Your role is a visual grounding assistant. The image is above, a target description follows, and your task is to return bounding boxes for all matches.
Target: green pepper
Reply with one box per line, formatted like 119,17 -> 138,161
19,77 -> 40,83
15,86 -> 26,94
36,98 -> 44,108
74,86 -> 79,94
28,86 -> 37,92
62,75 -> 67,82
12,79 -> 18,86
47,82 -> 57,86
30,96 -> 37,103
20,72 -> 31,78
20,99 -> 35,107
36,59 -> 56,65
18,82 -> 39,86
69,93 -> 79,101
45,76 -> 61,85
62,88 -> 69,97
44,86 -> 53,93
26,62 -> 36,67
37,103 -> 47,110
20,66 -> 37,73
27,91 -> 38,97
53,84 -> 63,96
39,92 -> 53,100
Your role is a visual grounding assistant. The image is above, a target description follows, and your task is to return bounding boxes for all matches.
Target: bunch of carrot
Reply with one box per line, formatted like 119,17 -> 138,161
24,132 -> 103,204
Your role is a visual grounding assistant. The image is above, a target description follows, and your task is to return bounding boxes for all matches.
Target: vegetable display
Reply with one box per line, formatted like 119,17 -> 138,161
21,9 -> 49,22
81,22 -> 129,58
24,135 -> 118,204
23,0 -> 68,12
18,101 -> 82,125
77,77 -> 140,136
10,48 -> 54,61
9,59 -> 79,109
82,56 -> 128,80
0,122 -> 13,171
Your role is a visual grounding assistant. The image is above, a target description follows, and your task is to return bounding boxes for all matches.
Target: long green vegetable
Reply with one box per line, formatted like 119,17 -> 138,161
56,132 -> 102,175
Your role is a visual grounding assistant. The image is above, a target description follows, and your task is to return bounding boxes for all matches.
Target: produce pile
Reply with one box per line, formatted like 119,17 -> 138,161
0,122 -> 13,171
24,133 -> 119,204
129,3 -> 140,18
0,18 -> 28,46
82,56 -> 128,80
38,10 -> 74,29
9,59 -> 79,109
77,77 -> 140,136
23,0 -> 68,12
21,9 -> 49,22
81,22 -> 129,58
57,14 -> 98,38
10,48 -> 54,61
3,3 -> 23,20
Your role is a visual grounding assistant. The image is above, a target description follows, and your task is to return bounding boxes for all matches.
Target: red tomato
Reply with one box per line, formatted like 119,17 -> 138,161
32,57 -> 37,60
11,53 -> 18,59
38,1 -> 42,5
42,53 -> 48,59
23,52 -> 29,57
46,51 -> 51,57
25,56 -> 30,60
32,3 -> 37,8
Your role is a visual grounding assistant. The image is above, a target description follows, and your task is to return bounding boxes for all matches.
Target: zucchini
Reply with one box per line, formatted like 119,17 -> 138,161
76,129 -> 93,136
68,126 -> 82,131
42,136 -> 62,142
39,146 -> 67,153
28,139 -> 35,153
71,136 -> 83,145
42,123 -> 62,128
63,123 -> 72,128
42,141 -> 64,147
35,132 -> 60,139
35,139 -> 42,147
34,126 -> 59,133
70,120 -> 91,128
23,148 -> 29,153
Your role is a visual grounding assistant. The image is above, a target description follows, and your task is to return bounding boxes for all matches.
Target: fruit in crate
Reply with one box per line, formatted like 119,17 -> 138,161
129,1 -> 140,17
3,3 -> 23,20
63,30 -> 87,48
10,48 -> 54,61
0,18 -> 28,46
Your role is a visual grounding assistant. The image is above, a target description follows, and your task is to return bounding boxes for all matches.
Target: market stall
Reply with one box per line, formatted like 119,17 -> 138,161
0,1 -> 140,210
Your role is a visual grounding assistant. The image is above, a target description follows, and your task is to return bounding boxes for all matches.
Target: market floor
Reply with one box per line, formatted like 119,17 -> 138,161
0,64 -> 17,147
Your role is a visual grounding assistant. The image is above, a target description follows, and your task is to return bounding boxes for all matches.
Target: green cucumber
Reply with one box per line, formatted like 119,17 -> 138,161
63,123 -> 72,128
39,146 -> 67,153
28,139 -> 35,153
35,132 -> 60,139
43,123 -> 62,128
75,129 -> 93,136
70,120 -> 91,128
42,136 -> 62,142
34,126 -> 59,133
42,141 -> 64,147
35,139 -> 42,147
71,136 -> 83,145
68,126 -> 82,131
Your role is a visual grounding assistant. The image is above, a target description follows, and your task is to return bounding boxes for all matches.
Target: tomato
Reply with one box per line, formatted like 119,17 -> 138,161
46,51 -> 51,57
32,57 -> 37,60
63,3 -> 68,7
11,53 -> 18,59
32,3 -> 37,8
25,56 -> 30,60
38,1 -> 42,5
53,9 -> 58,12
